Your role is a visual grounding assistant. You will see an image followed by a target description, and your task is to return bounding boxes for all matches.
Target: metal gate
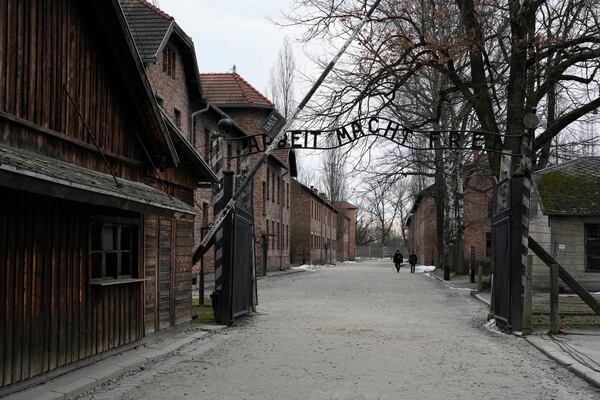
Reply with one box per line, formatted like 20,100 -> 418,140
212,171 -> 256,324
492,175 -> 526,331
232,208 -> 255,318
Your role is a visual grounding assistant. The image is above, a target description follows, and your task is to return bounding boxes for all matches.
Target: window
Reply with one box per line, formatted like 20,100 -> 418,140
287,183 -> 290,208
226,143 -> 232,170
236,146 -> 241,175
277,222 -> 280,249
90,220 -> 138,281
485,232 -> 492,257
162,46 -> 176,78
174,108 -> 182,129
266,171 -> 270,201
277,176 -> 280,204
585,224 -> 600,272
271,173 -> 275,202
271,221 -> 275,249
262,181 -> 267,215
204,129 -> 211,162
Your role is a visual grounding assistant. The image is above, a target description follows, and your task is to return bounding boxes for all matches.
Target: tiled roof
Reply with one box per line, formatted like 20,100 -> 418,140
120,0 -> 173,63
0,144 -> 195,214
200,73 -> 274,107
535,156 -> 600,216
336,201 -> 358,210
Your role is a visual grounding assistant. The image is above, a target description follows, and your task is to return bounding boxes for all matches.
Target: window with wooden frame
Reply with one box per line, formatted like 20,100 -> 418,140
90,217 -> 139,283
585,224 -> 600,272
162,46 -> 176,78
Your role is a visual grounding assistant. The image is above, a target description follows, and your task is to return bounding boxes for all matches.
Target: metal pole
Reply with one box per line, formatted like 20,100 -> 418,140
192,0 -> 382,264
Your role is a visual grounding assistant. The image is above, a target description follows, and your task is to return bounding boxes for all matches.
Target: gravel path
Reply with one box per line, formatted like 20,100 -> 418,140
80,260 -> 600,400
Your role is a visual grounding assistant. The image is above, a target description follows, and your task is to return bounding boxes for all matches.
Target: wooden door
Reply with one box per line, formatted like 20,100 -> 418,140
158,218 -> 173,329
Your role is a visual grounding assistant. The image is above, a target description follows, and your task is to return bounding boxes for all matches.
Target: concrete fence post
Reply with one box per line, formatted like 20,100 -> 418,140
550,263 -> 560,334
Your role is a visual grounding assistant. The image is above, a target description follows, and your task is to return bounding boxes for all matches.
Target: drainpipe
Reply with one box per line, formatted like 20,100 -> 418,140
190,102 -> 211,148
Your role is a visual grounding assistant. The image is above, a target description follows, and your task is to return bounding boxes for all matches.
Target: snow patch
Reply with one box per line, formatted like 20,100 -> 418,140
291,264 -> 321,272
415,265 -> 436,273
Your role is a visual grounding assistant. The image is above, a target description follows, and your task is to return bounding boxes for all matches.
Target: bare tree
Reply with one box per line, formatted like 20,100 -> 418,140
285,0 -> 600,175
320,135 -> 350,203
268,36 -> 296,120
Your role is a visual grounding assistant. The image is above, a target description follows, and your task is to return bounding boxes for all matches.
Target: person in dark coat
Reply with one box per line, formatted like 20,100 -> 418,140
409,252 -> 418,274
393,250 -> 403,273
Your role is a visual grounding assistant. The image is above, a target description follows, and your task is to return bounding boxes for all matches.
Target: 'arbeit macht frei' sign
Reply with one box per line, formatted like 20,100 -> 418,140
232,117 -> 490,156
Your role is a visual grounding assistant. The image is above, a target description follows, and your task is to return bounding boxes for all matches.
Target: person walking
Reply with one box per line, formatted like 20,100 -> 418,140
393,250 -> 403,273
409,252 -> 418,274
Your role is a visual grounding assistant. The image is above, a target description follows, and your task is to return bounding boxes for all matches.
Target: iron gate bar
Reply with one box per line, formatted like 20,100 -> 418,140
192,0 -> 383,264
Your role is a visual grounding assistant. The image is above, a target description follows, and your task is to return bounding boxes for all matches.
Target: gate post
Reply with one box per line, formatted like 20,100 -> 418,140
214,171 -> 235,325
550,263 -> 560,334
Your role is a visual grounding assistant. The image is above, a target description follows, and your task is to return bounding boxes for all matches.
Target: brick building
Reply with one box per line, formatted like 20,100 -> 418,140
200,73 -> 297,273
407,167 -> 493,268
121,0 -> 243,288
336,201 -> 358,261
290,180 -> 339,264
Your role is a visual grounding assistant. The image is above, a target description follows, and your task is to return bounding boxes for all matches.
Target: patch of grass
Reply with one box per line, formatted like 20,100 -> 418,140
192,297 -> 214,322
532,296 -> 600,329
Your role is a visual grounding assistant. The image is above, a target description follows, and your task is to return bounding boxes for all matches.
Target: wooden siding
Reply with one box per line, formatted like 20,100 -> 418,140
0,0 -> 145,180
174,219 -> 193,324
158,218 -> 173,329
143,216 -> 193,333
0,187 -> 143,388
144,215 -> 158,334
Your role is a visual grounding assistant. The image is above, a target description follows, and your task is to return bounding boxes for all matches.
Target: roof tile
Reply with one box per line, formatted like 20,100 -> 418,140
200,73 -> 274,107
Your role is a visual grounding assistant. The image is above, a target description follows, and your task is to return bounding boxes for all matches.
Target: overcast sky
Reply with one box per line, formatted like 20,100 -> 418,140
156,0 -> 311,96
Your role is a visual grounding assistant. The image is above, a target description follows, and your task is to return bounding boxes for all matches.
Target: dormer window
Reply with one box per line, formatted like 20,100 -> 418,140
162,46 -> 176,79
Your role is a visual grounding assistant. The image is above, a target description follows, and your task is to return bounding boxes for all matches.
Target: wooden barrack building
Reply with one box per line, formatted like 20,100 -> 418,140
0,0 -> 216,394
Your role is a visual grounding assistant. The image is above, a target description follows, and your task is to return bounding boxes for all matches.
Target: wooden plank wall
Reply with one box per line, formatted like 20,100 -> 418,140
0,0 -> 144,180
0,187 -> 143,388
144,215 -> 158,334
174,218 -> 194,325
158,218 -> 173,330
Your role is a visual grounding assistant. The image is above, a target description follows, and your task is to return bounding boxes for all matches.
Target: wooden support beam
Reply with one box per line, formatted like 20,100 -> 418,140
529,236 -> 600,317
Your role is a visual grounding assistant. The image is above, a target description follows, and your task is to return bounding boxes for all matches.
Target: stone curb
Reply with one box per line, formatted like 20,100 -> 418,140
3,327 -> 227,400
525,336 -> 600,389
257,268 -> 305,280
425,272 -> 476,292
470,292 -> 491,306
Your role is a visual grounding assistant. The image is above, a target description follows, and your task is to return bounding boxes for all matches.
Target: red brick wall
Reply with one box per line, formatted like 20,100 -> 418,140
146,41 -> 195,140
338,206 -> 357,260
290,180 -> 338,264
407,175 -> 493,268
463,174 -> 493,265
219,107 -> 291,272
408,196 -> 438,265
